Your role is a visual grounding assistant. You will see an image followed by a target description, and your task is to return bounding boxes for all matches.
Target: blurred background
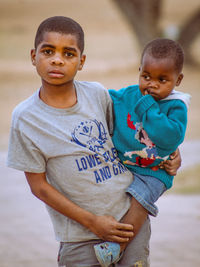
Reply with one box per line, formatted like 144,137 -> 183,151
0,0 -> 200,266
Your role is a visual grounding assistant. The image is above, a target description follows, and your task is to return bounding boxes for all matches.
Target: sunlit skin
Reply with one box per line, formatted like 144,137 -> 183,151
31,32 -> 86,108
139,54 -> 184,101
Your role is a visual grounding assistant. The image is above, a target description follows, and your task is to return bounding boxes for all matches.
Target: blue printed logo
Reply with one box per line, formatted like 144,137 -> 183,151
71,119 -> 107,152
71,119 -> 128,183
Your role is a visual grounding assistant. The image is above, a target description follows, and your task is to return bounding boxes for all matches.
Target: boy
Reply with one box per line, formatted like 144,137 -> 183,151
94,38 -> 191,266
7,17 -> 180,267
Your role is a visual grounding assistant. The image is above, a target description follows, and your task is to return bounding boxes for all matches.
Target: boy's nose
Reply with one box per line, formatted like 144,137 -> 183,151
51,56 -> 64,65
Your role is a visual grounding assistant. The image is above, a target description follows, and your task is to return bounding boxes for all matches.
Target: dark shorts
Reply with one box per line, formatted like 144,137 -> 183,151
58,217 -> 151,267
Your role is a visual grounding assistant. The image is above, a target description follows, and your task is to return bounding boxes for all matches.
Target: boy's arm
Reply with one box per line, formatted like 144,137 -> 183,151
135,95 -> 187,153
25,172 -> 133,242
160,148 -> 182,176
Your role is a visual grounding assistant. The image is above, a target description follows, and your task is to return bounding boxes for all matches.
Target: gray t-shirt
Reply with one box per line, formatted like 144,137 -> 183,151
7,80 -> 133,242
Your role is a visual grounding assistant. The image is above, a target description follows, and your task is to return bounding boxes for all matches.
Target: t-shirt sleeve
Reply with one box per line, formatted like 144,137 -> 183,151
105,90 -> 114,136
95,82 -> 114,136
7,126 -> 46,173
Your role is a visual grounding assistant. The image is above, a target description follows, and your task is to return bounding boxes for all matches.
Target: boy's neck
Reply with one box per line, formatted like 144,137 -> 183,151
39,82 -> 77,109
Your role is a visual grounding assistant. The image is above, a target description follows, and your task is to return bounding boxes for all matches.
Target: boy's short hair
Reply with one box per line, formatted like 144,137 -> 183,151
34,16 -> 84,54
141,38 -> 184,73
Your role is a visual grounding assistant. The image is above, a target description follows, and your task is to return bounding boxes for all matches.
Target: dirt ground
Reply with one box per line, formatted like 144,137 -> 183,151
1,151 -> 200,267
0,0 -> 200,266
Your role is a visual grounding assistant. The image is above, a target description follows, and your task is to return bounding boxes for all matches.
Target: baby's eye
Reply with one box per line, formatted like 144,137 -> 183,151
159,77 -> 167,83
143,75 -> 150,80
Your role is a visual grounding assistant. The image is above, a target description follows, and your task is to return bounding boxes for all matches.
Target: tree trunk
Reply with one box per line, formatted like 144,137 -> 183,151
178,8 -> 200,64
112,0 -> 162,48
112,0 -> 200,65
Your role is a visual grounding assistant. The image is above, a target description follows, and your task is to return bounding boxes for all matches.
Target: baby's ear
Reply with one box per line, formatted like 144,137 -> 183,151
176,73 -> 184,86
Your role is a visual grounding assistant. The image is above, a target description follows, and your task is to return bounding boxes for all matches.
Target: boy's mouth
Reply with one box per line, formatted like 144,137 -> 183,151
48,70 -> 64,78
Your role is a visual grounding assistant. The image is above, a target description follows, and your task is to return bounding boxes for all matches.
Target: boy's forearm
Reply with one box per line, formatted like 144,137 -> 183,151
25,172 -> 96,229
162,148 -> 181,176
24,171 -> 134,242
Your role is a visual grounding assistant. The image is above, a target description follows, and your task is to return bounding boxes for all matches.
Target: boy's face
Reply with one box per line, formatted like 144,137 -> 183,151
31,31 -> 85,88
139,54 -> 183,101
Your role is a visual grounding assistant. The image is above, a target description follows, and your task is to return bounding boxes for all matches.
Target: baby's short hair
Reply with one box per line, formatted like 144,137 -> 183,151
141,38 -> 184,73
34,16 -> 84,53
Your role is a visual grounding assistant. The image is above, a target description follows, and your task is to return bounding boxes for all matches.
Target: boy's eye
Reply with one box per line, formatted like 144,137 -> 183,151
65,52 -> 75,57
43,49 -> 53,55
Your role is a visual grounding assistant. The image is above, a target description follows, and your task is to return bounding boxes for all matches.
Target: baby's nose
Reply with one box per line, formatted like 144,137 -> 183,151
149,80 -> 158,88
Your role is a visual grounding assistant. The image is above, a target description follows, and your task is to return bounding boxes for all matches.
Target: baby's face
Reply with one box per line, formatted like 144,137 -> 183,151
139,54 -> 183,101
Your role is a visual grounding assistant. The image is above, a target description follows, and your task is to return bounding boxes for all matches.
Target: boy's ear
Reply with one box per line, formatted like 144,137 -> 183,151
176,73 -> 184,86
78,54 -> 86,71
31,49 -> 36,66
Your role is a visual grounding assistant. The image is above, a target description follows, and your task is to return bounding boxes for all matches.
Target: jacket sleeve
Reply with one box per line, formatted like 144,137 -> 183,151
134,94 -> 188,154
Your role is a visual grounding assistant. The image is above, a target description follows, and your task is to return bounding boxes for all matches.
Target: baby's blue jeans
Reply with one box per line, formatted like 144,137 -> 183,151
126,172 -> 166,217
